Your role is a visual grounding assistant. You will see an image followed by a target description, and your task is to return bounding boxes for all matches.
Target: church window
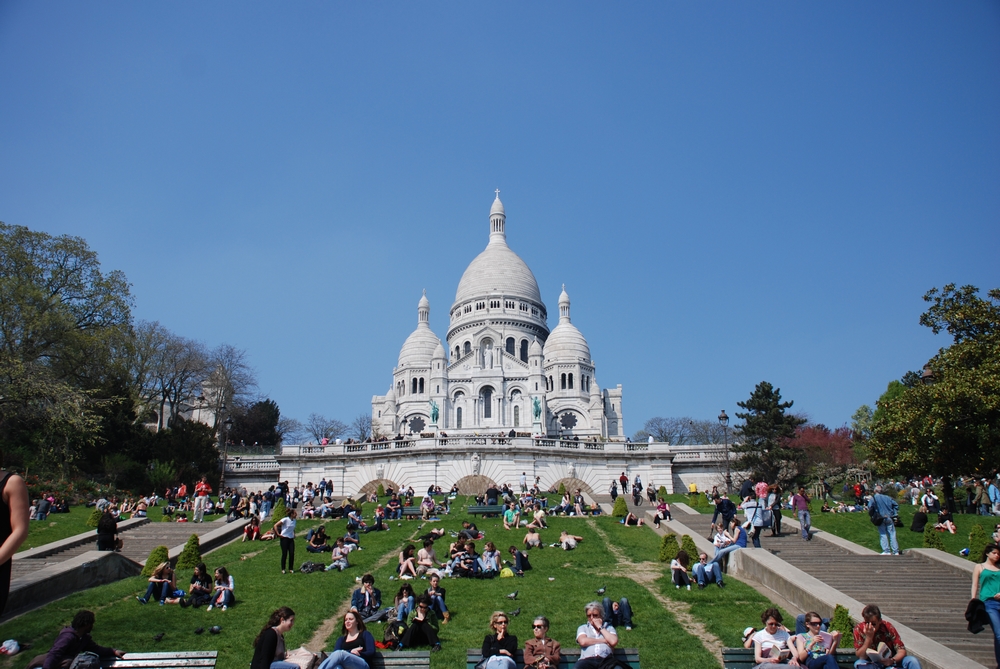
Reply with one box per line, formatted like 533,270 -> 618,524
519,339 -> 528,362
560,374 -> 566,390
519,302 -> 528,312
378,411 -> 381,418
490,300 -> 500,309
568,373 -> 574,389
514,405 -> 520,427
505,300 -> 514,309
505,338 -> 515,355
549,376 -> 553,391
481,387 -> 493,418
464,305 -> 471,314
419,378 -> 424,394
535,382 -> 538,391
456,407 -> 462,428
412,378 -> 418,394
436,385 -> 439,393
464,342 -> 471,355
455,346 -> 461,358
531,307 -> 538,316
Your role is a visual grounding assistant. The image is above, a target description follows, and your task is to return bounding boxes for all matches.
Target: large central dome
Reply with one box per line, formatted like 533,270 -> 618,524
453,194 -> 543,305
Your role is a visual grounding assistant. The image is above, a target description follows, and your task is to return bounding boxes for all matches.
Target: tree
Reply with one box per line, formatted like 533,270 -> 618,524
658,533 -> 679,562
869,284 -> 1000,481
791,424 -> 855,473
305,413 -> 346,443
176,534 -> 202,569
229,399 -> 281,447
732,381 -> 806,486
203,343 -> 257,435
141,545 -> 170,577
352,413 -> 372,442
641,417 -> 693,444
147,459 -> 177,495
277,417 -> 303,444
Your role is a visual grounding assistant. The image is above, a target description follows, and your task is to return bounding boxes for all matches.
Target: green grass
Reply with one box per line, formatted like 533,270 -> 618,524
1,497 -> 781,669
20,506 -> 97,552
794,502 -> 998,556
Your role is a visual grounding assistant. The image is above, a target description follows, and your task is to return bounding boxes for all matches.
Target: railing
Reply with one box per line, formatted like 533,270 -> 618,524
225,458 -> 280,472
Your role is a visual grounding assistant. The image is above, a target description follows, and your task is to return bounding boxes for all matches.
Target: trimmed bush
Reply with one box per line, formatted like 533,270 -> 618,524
376,483 -> 385,497
829,604 -> 854,637
612,497 -> 628,518
657,485 -> 668,500
271,498 -> 288,523
161,513 -> 174,522
141,545 -> 170,577
658,532 -> 679,562
681,534 -> 699,559
969,524 -> 989,562
176,534 -> 202,569
558,482 -> 567,497
86,507 -> 103,528
923,524 -> 946,551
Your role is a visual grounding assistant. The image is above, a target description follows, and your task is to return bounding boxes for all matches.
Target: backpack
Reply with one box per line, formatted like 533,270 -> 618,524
299,561 -> 323,573
383,619 -> 407,646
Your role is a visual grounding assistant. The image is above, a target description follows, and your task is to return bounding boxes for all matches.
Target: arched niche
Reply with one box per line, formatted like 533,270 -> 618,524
451,474 -> 498,496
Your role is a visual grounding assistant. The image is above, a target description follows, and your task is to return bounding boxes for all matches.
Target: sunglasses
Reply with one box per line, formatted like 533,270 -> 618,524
496,620 -> 508,625
806,620 -> 821,626
533,625 -> 547,629
587,613 -> 603,618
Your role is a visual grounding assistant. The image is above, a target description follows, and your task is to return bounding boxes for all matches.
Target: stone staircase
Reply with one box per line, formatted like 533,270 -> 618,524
671,509 -> 996,668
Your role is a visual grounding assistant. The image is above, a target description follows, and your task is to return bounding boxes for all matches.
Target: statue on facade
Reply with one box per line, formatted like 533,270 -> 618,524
429,399 -> 439,424
568,462 -> 576,479
532,396 -> 542,421
471,452 -> 481,474
484,345 -> 493,369
375,463 -> 385,480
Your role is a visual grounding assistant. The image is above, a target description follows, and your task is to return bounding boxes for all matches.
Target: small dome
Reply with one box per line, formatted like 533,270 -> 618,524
490,193 -> 505,216
432,340 -> 446,360
398,293 -> 440,367
529,338 -> 543,356
418,290 -> 429,309
544,321 -> 591,363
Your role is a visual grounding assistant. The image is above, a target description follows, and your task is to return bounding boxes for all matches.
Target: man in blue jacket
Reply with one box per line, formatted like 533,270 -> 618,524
869,485 -> 901,556
350,573 -> 388,623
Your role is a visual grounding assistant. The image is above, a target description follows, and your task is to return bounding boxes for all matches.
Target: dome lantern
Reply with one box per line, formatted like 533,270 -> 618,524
490,189 -> 506,242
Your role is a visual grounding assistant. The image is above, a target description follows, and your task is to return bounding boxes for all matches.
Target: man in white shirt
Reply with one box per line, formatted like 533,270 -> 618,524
573,601 -> 619,668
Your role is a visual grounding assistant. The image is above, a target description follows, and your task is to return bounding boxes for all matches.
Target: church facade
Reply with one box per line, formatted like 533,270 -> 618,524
372,193 -> 624,440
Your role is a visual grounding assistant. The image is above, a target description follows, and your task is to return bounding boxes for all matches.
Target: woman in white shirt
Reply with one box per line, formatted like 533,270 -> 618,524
752,608 -> 793,667
274,509 -> 298,574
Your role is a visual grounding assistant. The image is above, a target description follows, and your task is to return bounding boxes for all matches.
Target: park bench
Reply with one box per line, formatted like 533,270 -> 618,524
467,505 -> 504,516
107,651 -> 218,669
371,650 -> 431,669
401,507 -> 423,518
721,647 -> 855,669
466,648 -> 639,669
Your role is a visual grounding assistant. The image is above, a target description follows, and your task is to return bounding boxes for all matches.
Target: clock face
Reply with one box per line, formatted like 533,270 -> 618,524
409,417 -> 426,433
560,413 -> 578,429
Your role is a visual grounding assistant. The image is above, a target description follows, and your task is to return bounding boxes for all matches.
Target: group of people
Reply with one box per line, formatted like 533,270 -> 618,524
136,561 -> 234,610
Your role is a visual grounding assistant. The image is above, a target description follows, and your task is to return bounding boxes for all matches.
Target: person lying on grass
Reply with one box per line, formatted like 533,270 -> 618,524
560,531 -> 584,550
523,528 -> 543,549
621,511 -> 645,527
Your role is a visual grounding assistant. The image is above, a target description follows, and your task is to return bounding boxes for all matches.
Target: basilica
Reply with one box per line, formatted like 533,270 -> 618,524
371,193 -> 624,440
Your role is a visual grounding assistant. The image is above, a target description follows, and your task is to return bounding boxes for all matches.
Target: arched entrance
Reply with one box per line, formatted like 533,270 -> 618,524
550,477 -> 595,497
452,475 -> 498,496
357,479 -> 401,497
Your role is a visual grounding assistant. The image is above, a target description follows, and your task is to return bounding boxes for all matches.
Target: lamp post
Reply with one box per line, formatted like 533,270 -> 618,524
718,410 -> 732,493
219,404 -> 234,490
921,364 -> 935,385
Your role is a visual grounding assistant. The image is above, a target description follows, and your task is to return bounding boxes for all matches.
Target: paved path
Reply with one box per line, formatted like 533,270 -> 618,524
669,507 -> 995,668
13,517 -> 228,579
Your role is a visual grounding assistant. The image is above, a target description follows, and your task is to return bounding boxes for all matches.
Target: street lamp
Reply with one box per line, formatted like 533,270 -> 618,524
219,407 -> 234,490
718,410 -> 732,493
921,364 -> 935,385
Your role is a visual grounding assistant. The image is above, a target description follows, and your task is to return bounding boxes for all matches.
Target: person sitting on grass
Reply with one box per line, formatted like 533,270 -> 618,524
416,539 -> 443,576
574,489 -> 587,516
503,503 -> 521,530
602,596 -> 634,631
693,552 -> 724,589
250,607 -> 297,669
398,594 -> 442,652
573,601 -> 619,669
621,511 -> 645,527
527,503 -> 548,529
710,518 -> 746,565
459,520 -> 481,541
910,505 -> 929,533
751,608 -> 794,665
507,545 -> 532,576
29,610 -> 125,669
394,582 -> 415,622
327,537 -> 350,572
351,574 -> 388,623
560,531 -> 584,550
243,516 -> 262,542
137,562 -> 175,605
307,525 -> 331,553
793,610 -> 841,669
479,541 -> 502,576
552,492 -> 572,516
316,611 -> 375,669
934,508 -> 956,534
398,544 -> 418,579
425,574 -> 449,623
523,528 -> 543,549
481,610 -> 518,669
207,566 -> 235,611
671,550 -> 691,590
181,563 -> 213,608
524,616 -> 561,669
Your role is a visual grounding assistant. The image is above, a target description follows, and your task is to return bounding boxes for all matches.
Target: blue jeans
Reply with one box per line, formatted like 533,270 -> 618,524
142,581 -> 171,602
211,589 -> 234,607
428,594 -> 448,618
485,656 -> 516,669
985,597 -> 1000,668
854,656 -> 921,669
693,561 -> 723,586
602,597 -> 633,627
271,662 -> 299,669
317,650 -> 370,669
396,595 -> 414,621
877,520 -> 899,554
710,544 -> 741,565
798,509 -> 811,539
805,655 -> 839,669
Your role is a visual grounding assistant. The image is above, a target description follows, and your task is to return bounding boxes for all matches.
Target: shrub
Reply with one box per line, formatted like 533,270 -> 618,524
377,483 -> 385,497
161,513 -> 173,522
141,545 -> 171,577
558,482 -> 567,497
86,507 -> 103,528
657,485 -> 668,499
923,524 -> 946,551
612,497 -> 628,518
271,498 -> 288,523
829,604 -> 854,637
680,534 -> 699,559
176,534 -> 202,569
969,524 -> 989,562
658,532 -> 679,562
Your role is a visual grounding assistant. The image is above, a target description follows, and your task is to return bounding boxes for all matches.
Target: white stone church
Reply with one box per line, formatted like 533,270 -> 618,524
372,193 -> 625,440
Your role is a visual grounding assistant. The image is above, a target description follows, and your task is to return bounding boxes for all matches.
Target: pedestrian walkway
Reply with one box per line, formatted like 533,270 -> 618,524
671,506 -> 995,668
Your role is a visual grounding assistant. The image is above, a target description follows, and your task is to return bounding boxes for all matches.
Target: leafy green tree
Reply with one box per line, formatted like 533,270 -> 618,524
271,497 -> 288,523
176,534 -> 202,569
658,533 -> 679,562
611,497 -> 628,517
869,285 -> 1000,485
680,535 -> 699,559
147,460 -> 178,494
229,399 -> 282,447
732,382 -> 806,486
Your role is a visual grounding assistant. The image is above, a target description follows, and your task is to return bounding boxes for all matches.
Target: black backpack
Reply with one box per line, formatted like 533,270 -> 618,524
299,561 -> 323,573
383,619 -> 407,646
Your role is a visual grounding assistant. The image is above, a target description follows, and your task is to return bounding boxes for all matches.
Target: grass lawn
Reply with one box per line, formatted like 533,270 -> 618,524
19,506 -> 98,552
794,500 -> 998,557
0,496 -> 786,669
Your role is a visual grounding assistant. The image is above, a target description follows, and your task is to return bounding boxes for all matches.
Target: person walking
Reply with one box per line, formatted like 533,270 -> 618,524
274,509 -> 298,573
972,543 -> 1000,669
790,486 -> 811,541
868,486 -> 901,556
193,477 -> 212,523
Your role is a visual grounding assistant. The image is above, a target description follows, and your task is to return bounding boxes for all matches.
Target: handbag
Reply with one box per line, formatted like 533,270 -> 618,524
868,505 -> 885,526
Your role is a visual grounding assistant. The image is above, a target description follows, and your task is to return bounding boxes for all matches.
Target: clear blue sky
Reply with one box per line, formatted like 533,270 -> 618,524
2,3 -> 997,434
